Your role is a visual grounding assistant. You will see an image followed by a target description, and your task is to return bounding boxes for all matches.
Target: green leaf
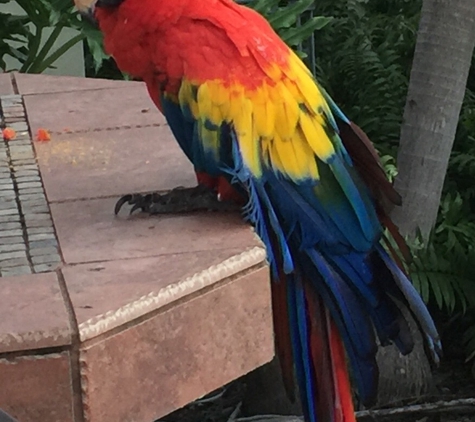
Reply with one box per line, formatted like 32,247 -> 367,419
283,17 -> 333,46
28,22 -> 65,73
268,0 -> 315,29
32,32 -> 85,74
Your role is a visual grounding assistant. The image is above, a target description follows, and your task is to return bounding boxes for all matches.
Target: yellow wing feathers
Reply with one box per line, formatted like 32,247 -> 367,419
178,51 -> 336,180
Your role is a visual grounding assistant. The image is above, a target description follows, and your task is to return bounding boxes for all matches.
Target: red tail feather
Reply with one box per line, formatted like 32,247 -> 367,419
273,278 -> 356,422
328,314 -> 356,422
271,276 -> 296,402
305,285 -> 336,422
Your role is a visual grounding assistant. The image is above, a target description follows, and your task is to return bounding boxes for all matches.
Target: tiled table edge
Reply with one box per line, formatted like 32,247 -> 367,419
79,246 -> 267,342
0,88 -> 272,422
0,94 -> 61,277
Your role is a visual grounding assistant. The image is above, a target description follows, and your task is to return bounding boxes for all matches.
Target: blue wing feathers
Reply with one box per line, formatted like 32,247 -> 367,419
161,96 -> 195,162
329,158 -> 380,243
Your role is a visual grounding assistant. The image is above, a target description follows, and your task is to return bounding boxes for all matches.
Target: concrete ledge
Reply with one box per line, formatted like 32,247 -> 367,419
0,74 -> 274,422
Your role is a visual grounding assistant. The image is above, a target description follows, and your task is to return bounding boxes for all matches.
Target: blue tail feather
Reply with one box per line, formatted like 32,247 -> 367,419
287,277 -> 315,422
293,278 -> 318,422
299,249 -> 378,403
377,246 -> 442,361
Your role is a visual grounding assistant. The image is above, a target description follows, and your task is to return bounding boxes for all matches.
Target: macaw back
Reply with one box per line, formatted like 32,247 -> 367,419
79,0 -> 442,421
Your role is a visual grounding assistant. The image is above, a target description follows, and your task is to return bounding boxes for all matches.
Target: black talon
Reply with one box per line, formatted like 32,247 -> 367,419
114,186 -> 242,216
114,193 -> 157,215
129,193 -> 154,214
114,194 -> 133,215
129,201 -> 144,214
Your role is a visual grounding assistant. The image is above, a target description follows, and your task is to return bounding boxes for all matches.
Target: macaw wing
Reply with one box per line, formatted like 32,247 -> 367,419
160,91 -> 233,178
173,49 -> 382,254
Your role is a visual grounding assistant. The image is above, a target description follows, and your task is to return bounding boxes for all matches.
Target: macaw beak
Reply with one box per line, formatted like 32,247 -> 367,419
74,0 -> 126,24
74,0 -> 97,24
82,7 -> 97,26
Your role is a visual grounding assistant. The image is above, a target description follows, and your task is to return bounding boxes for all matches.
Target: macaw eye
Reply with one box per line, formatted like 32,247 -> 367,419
96,0 -> 126,7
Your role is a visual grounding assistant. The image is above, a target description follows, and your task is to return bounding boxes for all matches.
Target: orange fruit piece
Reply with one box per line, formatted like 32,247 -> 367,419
2,127 -> 16,141
36,128 -> 51,142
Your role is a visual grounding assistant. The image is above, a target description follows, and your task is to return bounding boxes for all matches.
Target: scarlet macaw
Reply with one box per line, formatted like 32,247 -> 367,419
74,0 -> 441,421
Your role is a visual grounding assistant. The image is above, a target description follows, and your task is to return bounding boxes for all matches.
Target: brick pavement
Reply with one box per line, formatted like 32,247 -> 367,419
0,94 -> 60,277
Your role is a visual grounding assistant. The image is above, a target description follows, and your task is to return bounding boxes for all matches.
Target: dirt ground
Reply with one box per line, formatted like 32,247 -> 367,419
157,357 -> 475,422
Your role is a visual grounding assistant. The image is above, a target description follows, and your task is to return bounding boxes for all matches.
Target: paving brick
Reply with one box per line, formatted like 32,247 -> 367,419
0,244 -> 25,253
17,193 -> 44,201
0,216 -> 21,224
31,255 -> 60,265
28,233 -> 56,241
0,209 -> 19,216
29,239 -> 58,249
16,176 -> 41,183
1,266 -> 31,276
33,263 -> 59,272
13,164 -> 37,171
0,182 -> 14,190
0,236 -> 23,244
0,200 -> 16,210
25,220 -> 53,229
17,182 -> 43,190
29,247 -> 58,257
0,229 -> 23,238
0,257 -> 29,267
18,188 -> 43,195
0,251 -> 28,261
12,161 -> 37,168
22,205 -> 50,214
20,199 -> 48,208
0,191 -> 15,200
27,226 -> 54,235
0,222 -> 21,230
24,213 -> 51,221
8,122 -> 28,132
14,170 -> 39,177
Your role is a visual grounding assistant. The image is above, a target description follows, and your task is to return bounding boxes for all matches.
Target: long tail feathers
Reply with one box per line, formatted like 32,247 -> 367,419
307,285 -> 356,422
273,279 -> 356,422
229,119 -> 440,422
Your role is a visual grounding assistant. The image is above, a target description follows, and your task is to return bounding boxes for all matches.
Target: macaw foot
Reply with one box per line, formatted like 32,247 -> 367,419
114,185 -> 241,215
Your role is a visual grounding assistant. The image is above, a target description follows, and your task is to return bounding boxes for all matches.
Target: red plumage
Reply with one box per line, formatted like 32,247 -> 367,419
95,0 -> 289,98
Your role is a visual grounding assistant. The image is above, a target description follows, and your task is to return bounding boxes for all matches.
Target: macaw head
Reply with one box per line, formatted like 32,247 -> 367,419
74,0 -> 125,18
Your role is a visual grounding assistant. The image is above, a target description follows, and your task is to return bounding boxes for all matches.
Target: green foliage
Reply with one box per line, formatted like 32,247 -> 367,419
405,192 -> 475,361
0,0 -> 29,70
408,198 -> 475,312
245,0 -> 333,54
311,0 -> 421,155
0,0 -> 107,73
